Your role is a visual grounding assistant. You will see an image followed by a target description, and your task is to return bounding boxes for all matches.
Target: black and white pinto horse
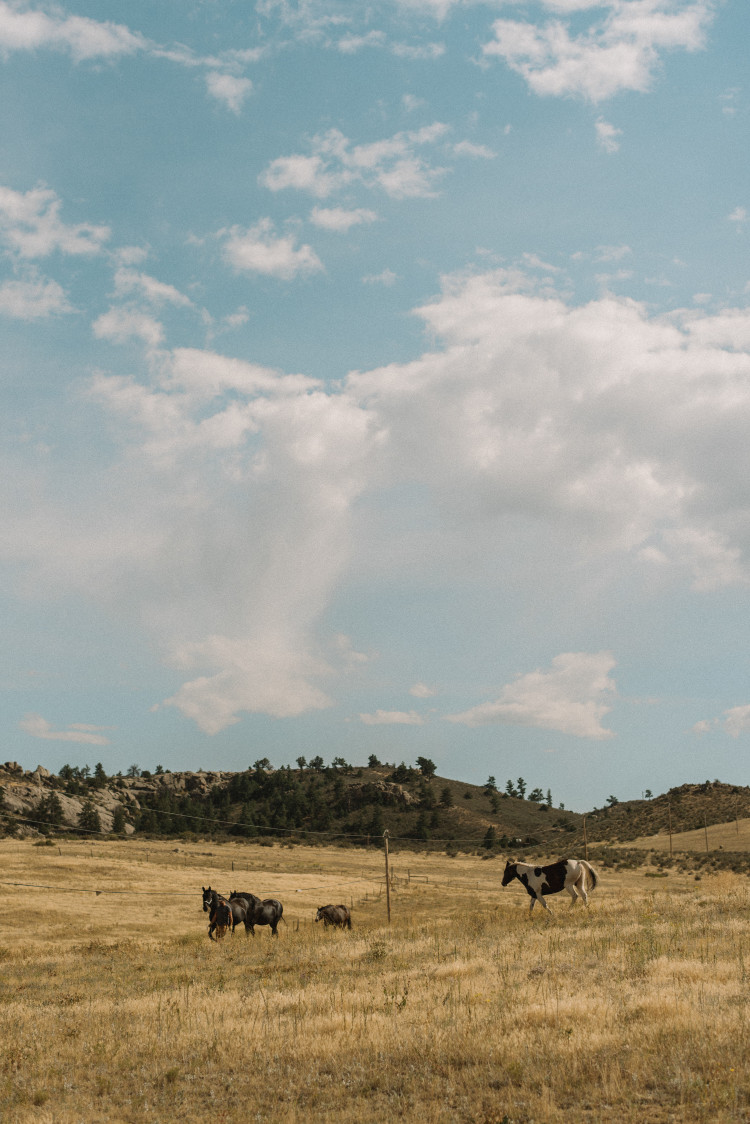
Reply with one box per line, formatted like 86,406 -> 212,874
502,858 -> 598,916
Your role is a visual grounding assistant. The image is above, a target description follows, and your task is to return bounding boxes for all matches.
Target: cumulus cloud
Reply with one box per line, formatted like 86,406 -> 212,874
595,117 -> 622,153
0,184 -> 110,258
482,1 -> 714,103
260,123 -> 450,199
112,268 -> 192,307
363,268 -> 397,286
10,268 -> 750,735
92,307 -> 164,348
0,272 -> 72,319
444,652 -> 617,739
453,140 -> 496,159
205,71 -> 253,113
696,705 -> 750,738
310,206 -> 378,231
0,2 -> 144,62
360,709 -> 426,725
221,219 -> 323,279
410,682 -> 436,698
19,713 -> 111,745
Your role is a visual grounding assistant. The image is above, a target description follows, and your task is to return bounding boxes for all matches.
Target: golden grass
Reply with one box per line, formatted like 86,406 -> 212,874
1,839 -> 749,1123
627,816 -> 750,854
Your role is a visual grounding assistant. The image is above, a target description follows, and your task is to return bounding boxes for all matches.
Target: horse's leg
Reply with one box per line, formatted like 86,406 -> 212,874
576,872 -> 589,906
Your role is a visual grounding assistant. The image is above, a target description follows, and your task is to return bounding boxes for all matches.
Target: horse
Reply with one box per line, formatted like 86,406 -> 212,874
501,858 -> 598,916
229,891 -> 285,937
315,904 -> 352,929
202,886 -> 247,939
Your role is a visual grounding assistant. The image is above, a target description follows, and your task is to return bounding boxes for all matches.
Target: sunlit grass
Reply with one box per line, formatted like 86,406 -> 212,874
1,839 -> 748,1122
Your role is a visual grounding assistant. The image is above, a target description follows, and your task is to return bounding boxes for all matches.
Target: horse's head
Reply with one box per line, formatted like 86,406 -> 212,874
501,862 -> 517,887
202,886 -> 213,912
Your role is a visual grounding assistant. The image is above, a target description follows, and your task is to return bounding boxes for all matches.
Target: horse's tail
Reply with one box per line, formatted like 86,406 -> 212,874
578,859 -> 598,892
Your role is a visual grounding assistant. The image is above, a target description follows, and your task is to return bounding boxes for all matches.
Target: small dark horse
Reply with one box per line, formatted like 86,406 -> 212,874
229,890 -> 284,937
202,886 -> 247,940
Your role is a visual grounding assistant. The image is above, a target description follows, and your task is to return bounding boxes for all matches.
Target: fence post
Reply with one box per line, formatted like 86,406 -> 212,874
668,800 -> 673,858
583,815 -> 588,861
703,812 -> 709,854
383,830 -> 391,925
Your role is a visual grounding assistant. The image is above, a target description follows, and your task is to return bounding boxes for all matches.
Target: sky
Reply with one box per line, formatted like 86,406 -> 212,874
1,0 -> 749,812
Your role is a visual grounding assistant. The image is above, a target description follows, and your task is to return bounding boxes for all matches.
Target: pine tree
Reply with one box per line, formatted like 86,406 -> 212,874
78,799 -> 101,834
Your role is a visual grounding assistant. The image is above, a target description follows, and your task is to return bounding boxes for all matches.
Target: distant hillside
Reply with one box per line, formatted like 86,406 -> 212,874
4,761 -> 748,856
0,760 -> 584,852
583,781 -> 750,845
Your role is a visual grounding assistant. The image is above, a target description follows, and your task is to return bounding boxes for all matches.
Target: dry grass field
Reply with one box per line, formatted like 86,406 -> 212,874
1,838 -> 749,1124
626,817 -> 750,854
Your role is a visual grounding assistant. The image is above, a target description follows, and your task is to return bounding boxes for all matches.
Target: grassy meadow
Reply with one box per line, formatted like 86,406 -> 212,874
1,838 -> 749,1123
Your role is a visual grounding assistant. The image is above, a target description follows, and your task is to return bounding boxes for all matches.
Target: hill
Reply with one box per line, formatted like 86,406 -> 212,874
582,780 -> 750,846
0,759 -> 584,852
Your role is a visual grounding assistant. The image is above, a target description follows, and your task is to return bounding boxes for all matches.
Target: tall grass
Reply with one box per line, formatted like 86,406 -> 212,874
0,839 -> 748,1122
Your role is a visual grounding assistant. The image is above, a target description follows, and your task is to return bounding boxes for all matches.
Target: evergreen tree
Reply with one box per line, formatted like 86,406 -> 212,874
516,777 -> 527,799
483,826 -> 497,849
78,799 -> 101,833
416,757 -> 437,778
440,785 -> 453,808
112,805 -> 127,834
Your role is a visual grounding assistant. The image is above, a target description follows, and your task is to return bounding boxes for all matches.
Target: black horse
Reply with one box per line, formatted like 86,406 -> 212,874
202,886 -> 247,939
229,890 -> 284,937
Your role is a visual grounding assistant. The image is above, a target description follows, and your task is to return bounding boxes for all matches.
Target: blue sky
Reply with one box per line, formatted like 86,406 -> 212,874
2,0 -> 750,811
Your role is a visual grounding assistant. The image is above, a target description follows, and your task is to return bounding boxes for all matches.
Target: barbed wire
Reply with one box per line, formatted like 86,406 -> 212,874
0,806 -> 554,847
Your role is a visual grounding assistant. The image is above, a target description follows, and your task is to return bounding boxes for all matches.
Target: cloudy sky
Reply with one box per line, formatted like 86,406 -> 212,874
2,0 -> 749,810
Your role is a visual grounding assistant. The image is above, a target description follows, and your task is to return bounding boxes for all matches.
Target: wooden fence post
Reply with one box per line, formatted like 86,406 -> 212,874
668,799 -> 673,858
383,830 -> 391,925
703,812 -> 709,854
583,815 -> 588,861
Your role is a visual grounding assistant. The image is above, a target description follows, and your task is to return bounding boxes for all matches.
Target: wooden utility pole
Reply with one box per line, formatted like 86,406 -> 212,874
703,812 -> 709,854
668,800 -> 673,858
582,816 -> 588,861
383,830 -> 391,925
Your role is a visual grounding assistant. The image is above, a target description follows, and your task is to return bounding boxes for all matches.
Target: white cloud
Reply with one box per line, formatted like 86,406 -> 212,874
0,2 -> 144,61
728,206 -> 747,227
205,71 -> 253,113
410,682 -> 436,698
221,219 -> 323,279
19,713 -> 110,745
92,307 -> 164,348
723,706 -> 750,738
444,652 -> 617,739
113,268 -> 192,307
360,709 -> 426,725
336,30 -> 386,53
0,272 -> 72,319
310,206 -> 378,231
0,184 -> 110,258
363,269 -> 397,286
12,269 -> 750,736
482,1 -> 715,103
260,123 -> 450,200
391,41 -> 445,59
595,117 -> 622,153
453,140 -> 496,159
